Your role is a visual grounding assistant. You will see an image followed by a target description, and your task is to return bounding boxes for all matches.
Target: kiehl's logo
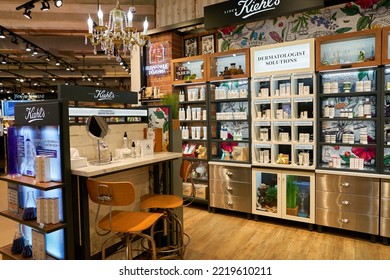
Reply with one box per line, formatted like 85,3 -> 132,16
233,0 -> 281,19
94,89 -> 115,101
25,107 -> 45,123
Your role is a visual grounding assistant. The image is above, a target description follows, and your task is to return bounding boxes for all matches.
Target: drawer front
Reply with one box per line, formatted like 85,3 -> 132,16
209,179 -> 251,197
210,165 -> 251,183
381,180 -> 390,198
210,193 -> 251,213
380,217 -> 390,238
316,190 -> 379,215
316,208 -> 379,235
381,198 -> 390,219
316,173 -> 379,196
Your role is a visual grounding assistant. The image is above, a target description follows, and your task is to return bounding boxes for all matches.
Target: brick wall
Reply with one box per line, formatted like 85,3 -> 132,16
147,32 -> 183,95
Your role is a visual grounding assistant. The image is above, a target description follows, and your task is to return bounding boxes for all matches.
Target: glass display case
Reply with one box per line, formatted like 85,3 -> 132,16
171,55 -> 207,85
383,28 -> 390,174
316,29 -> 381,72
317,67 -> 379,173
208,78 -> 251,163
382,27 -> 390,65
207,48 -> 251,164
173,80 -> 209,204
252,168 -> 315,223
207,48 -> 250,81
383,66 -> 390,174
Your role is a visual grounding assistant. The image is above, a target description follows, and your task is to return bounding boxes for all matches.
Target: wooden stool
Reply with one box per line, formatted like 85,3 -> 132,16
87,179 -> 162,260
140,160 -> 195,259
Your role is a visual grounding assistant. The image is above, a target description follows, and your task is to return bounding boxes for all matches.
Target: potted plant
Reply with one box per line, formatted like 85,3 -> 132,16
161,93 -> 180,130
265,185 -> 277,212
286,175 -> 299,216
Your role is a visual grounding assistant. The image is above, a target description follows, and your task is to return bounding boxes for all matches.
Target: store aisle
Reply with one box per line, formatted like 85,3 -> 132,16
183,205 -> 390,260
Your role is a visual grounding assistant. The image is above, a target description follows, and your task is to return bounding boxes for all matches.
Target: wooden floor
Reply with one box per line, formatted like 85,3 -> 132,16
183,204 -> 390,260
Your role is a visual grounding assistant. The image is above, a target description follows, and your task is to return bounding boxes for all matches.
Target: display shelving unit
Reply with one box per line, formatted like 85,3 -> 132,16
316,29 -> 382,174
381,27 -> 390,242
207,48 -> 252,215
250,38 -> 316,225
0,100 -> 74,260
171,55 -> 209,205
208,48 -> 251,165
315,29 -> 382,238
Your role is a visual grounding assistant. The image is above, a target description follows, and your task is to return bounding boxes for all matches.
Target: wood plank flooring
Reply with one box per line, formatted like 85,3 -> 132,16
183,204 -> 390,260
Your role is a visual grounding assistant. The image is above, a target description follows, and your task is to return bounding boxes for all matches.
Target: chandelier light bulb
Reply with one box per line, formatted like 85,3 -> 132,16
87,14 -> 93,33
143,17 -> 148,35
98,5 -> 104,26
85,1 -> 150,59
127,9 -> 133,27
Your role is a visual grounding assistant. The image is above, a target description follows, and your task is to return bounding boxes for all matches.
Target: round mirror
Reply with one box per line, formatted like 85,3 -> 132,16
86,115 -> 109,140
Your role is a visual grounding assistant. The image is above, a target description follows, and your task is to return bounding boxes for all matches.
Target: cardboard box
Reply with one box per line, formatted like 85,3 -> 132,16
194,184 -> 207,199
182,182 -> 207,199
232,146 -> 249,161
182,182 -> 193,197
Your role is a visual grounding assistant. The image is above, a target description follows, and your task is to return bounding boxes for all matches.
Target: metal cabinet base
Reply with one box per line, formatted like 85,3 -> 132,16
316,208 -> 379,235
315,173 -> 379,235
209,163 -> 252,214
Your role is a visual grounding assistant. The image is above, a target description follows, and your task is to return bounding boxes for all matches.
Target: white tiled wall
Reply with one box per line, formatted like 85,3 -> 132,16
69,123 -> 147,160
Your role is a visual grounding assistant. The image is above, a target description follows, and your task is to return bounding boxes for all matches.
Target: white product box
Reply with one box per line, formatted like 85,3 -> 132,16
71,157 -> 88,169
139,139 -> 154,156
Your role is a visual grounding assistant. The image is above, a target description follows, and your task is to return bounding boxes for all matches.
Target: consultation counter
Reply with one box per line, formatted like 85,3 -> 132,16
70,152 -> 182,259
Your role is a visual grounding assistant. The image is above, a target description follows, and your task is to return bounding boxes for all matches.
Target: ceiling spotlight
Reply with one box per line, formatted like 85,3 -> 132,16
11,37 -> 18,44
66,65 -> 70,71
33,48 -> 39,55
23,8 -> 32,19
25,44 -> 32,52
46,56 -> 51,62
55,60 -> 60,66
52,76 -> 56,81
1,57 -> 7,65
54,0 -> 63,8
0,29 -> 5,39
41,0 -> 50,11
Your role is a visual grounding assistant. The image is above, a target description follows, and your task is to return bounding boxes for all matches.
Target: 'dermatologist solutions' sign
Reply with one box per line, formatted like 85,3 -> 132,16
253,42 -> 312,75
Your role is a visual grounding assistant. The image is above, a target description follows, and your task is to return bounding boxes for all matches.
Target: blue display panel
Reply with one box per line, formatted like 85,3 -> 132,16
16,126 -> 62,182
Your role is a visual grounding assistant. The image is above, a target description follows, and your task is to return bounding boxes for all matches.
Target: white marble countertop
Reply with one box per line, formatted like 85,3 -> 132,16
71,152 -> 182,177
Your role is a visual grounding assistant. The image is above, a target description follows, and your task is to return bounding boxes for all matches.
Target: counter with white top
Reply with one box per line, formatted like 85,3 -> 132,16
71,152 -> 182,177
71,151 -> 182,259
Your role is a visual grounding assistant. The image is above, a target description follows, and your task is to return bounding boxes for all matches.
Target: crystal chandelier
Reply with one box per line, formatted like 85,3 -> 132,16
85,0 -> 150,60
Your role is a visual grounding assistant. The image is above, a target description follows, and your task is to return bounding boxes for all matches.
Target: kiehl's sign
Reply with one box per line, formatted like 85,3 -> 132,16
204,0 -> 324,30
15,101 -> 61,126
58,85 -> 138,104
